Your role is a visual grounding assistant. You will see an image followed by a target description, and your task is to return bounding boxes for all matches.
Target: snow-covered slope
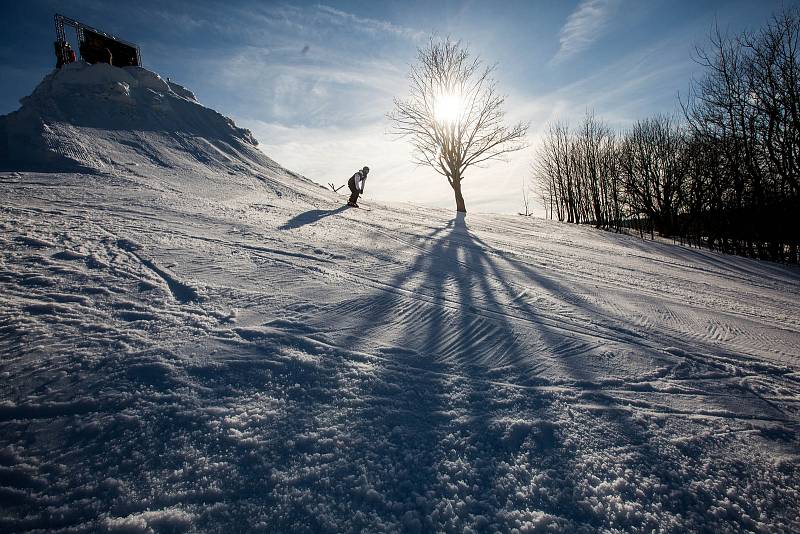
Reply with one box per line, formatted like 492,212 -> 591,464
0,61 -> 326,204
1,64 -> 799,532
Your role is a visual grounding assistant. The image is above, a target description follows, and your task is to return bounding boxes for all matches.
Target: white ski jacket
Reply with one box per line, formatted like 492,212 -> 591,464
351,171 -> 365,192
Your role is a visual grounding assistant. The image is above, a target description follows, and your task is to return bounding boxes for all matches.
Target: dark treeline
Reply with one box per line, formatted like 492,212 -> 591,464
535,9 -> 800,263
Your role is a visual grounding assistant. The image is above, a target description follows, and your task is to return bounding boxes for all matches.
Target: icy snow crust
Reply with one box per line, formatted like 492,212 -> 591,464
1,64 -> 800,532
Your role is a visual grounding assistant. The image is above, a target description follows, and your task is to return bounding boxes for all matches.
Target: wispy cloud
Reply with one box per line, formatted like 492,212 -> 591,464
552,0 -> 620,64
315,4 -> 426,41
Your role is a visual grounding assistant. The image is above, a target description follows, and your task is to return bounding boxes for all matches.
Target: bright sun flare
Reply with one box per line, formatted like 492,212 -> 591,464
434,92 -> 464,125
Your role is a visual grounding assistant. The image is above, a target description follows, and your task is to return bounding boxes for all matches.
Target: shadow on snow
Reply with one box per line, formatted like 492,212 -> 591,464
279,205 -> 348,230
280,212 -> 703,530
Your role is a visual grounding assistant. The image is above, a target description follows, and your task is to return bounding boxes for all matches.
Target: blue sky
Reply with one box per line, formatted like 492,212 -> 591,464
1,0 -> 796,214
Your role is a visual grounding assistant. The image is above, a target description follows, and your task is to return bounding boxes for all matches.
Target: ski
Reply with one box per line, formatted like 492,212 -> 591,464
346,203 -> 371,211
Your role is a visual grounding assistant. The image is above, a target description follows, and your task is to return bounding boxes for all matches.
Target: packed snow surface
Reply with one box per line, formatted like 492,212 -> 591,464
1,63 -> 799,532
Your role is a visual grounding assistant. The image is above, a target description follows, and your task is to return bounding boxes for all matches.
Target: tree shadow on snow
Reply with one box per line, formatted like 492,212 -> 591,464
218,212 -> 786,531
294,212 -> 615,529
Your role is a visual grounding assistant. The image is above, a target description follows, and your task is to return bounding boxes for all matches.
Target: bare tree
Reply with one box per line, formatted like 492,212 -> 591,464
535,114 -> 622,229
535,122 -> 572,222
520,173 -> 534,216
620,115 -> 688,237
682,8 -> 800,261
388,37 -> 528,213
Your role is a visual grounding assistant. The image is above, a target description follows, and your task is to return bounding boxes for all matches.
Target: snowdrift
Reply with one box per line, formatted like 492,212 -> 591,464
1,63 -> 799,532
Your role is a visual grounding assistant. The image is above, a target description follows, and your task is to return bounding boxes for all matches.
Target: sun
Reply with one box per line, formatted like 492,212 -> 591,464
434,91 -> 464,125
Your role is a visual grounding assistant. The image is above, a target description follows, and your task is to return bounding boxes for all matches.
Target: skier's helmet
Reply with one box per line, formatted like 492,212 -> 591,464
362,166 -> 369,173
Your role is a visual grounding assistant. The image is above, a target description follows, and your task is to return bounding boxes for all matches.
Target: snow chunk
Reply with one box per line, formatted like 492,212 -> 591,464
104,507 -> 193,533
15,235 -> 56,248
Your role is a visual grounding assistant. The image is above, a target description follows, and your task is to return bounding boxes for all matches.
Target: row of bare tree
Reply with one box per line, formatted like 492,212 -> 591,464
536,115 -> 686,235
535,9 -> 800,263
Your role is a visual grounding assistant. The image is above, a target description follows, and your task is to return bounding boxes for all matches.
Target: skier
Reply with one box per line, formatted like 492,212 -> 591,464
347,166 -> 369,207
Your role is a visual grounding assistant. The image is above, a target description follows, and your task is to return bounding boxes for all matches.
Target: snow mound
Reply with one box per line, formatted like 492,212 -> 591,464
0,62 -> 263,173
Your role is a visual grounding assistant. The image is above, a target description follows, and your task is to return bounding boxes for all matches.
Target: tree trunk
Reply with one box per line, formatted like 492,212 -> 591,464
452,177 -> 467,213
